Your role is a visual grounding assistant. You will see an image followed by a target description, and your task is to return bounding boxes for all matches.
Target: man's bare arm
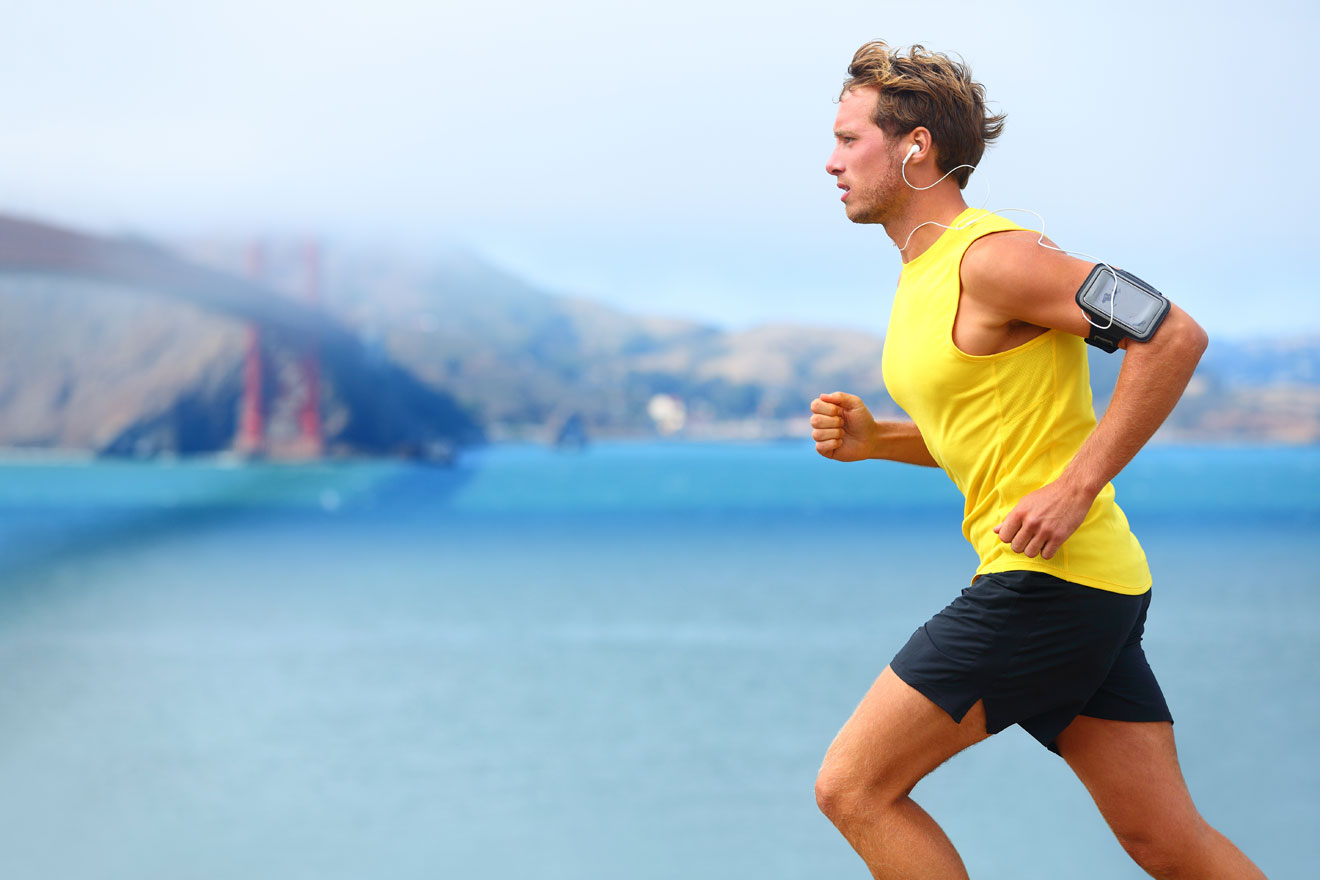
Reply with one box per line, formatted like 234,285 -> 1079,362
993,308 -> 1206,558
810,391 -> 939,467
1051,304 -> 1207,497
960,233 -> 1208,559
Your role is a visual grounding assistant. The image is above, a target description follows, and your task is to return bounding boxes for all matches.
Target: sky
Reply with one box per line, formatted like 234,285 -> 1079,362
2,0 -> 1317,338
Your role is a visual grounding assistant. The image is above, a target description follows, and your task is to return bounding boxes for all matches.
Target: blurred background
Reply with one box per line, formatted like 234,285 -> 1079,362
1,1 -> 1316,878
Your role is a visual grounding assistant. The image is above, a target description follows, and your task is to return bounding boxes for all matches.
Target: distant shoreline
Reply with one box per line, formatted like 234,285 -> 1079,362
2,433 -> 1315,468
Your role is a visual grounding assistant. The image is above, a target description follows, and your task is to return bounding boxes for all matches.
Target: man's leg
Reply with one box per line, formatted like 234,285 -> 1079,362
815,666 -> 990,880
1055,716 -> 1266,879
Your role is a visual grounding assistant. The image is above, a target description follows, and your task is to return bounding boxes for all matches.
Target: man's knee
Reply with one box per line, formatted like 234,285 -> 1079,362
1113,819 -> 1210,879
814,768 -> 872,824
813,671 -> 987,826
1117,833 -> 1185,879
814,752 -> 905,824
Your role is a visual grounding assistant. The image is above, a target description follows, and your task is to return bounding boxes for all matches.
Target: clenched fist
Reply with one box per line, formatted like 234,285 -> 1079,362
809,391 -> 879,462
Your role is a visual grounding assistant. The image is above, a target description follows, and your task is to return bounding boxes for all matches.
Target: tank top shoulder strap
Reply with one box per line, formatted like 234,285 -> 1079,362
953,209 -> 1028,252
900,209 -> 1026,278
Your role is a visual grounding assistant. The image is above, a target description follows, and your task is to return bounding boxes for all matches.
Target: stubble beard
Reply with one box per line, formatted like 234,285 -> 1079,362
844,173 -> 905,226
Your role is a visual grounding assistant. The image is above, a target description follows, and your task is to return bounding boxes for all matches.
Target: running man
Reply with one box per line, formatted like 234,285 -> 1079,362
810,41 -> 1266,879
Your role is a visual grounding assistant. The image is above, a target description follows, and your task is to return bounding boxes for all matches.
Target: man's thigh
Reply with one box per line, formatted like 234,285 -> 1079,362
819,666 -> 990,798
1055,716 -> 1198,836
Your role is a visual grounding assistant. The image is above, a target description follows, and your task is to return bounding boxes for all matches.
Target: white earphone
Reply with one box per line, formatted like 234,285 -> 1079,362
901,142 -> 972,191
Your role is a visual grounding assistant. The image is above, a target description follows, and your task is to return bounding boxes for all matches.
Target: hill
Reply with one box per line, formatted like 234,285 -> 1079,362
318,249 -> 892,440
2,235 -> 1317,453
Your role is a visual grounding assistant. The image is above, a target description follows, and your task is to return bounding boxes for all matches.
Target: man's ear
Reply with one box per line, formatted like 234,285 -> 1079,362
905,127 -> 934,164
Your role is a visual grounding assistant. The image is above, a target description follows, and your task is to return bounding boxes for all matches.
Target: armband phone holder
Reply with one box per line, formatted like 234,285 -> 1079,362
1074,265 -> 1171,352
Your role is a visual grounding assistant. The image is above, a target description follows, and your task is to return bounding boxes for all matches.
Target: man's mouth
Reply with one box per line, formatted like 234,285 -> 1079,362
838,183 -> 850,202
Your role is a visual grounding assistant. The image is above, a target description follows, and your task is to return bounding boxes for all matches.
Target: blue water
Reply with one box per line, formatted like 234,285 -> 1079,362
0,443 -> 1316,880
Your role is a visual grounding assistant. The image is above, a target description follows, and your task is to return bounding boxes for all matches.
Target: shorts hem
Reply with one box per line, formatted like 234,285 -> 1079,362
1076,709 -> 1175,725
888,662 -> 1001,735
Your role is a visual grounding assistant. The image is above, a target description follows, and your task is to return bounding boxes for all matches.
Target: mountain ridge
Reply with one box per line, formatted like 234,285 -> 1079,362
2,235 -> 1316,453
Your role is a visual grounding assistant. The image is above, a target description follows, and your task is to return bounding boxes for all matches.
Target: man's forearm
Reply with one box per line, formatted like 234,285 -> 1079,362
1059,310 -> 1208,496
872,420 -> 940,467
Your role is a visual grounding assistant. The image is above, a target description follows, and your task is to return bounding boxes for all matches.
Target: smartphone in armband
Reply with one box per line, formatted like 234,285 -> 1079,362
1074,265 -> 1171,352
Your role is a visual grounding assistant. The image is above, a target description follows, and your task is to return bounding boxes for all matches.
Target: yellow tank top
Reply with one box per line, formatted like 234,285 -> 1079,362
881,208 -> 1151,595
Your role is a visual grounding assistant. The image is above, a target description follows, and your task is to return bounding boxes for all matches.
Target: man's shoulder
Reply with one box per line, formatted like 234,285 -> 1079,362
958,229 -> 1093,328
960,229 -> 1054,288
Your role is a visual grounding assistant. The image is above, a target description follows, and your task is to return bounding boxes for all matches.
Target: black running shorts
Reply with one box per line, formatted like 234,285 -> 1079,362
889,570 -> 1173,752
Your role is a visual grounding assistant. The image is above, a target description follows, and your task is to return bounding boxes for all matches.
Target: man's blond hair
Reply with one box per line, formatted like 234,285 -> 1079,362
841,41 -> 1005,189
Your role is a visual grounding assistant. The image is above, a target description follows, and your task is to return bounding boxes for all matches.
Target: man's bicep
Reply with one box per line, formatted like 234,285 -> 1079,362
961,231 -> 1098,338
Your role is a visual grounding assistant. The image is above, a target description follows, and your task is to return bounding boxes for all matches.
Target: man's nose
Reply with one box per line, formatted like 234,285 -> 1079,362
825,148 -> 843,176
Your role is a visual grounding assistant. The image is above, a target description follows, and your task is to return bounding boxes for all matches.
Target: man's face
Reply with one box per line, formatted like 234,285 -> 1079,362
826,87 -> 904,224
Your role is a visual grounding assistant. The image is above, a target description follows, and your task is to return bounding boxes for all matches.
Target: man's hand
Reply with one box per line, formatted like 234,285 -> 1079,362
993,479 -> 1096,559
810,392 -> 879,461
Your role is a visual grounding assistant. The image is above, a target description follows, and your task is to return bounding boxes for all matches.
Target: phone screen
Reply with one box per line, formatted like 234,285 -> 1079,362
1083,271 -> 1164,334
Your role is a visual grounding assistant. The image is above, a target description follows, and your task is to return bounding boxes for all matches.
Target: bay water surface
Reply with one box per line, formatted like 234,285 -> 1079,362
0,442 -> 1315,879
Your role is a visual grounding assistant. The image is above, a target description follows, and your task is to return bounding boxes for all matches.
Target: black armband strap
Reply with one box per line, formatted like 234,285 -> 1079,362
1084,324 -> 1124,353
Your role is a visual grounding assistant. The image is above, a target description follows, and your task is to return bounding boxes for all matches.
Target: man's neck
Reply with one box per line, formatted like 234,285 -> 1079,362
887,185 -> 970,264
